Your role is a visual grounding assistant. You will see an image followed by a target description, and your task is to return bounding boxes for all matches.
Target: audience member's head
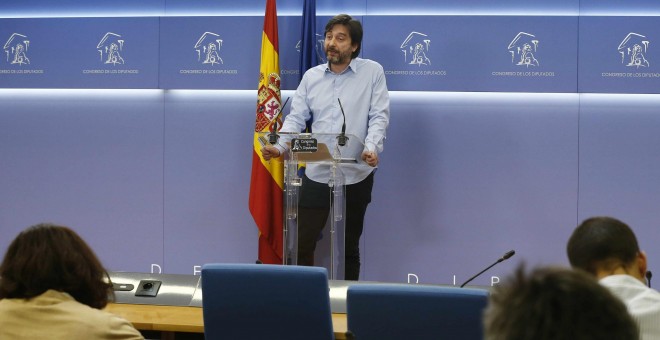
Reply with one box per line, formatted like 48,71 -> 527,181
483,265 -> 639,340
567,216 -> 647,282
0,223 -> 113,309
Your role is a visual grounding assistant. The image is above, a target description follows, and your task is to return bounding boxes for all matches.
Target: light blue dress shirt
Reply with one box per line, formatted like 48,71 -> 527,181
278,58 -> 390,185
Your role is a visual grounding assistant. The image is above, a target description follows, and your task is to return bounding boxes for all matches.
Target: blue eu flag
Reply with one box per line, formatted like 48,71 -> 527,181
298,0 -> 318,174
299,0 -> 318,82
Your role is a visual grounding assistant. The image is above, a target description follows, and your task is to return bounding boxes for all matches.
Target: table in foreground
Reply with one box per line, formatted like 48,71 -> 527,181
105,303 -> 348,339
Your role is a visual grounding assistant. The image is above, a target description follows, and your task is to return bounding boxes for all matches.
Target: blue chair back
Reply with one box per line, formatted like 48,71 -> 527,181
347,284 -> 488,340
201,263 -> 334,340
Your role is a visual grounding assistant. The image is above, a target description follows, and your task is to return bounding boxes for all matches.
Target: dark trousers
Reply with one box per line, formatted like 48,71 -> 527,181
297,173 -> 374,280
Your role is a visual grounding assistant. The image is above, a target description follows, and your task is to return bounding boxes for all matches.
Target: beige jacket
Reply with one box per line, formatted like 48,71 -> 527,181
0,289 -> 144,340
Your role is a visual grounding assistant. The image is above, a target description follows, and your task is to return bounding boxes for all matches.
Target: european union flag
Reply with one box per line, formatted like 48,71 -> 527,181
298,0 -> 317,173
299,0 -> 318,82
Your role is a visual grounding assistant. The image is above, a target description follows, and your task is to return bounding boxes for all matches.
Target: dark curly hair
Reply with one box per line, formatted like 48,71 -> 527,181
0,223 -> 114,309
484,265 -> 638,340
325,14 -> 363,59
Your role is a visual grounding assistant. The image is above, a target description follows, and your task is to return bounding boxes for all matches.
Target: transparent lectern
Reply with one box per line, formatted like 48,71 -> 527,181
259,132 -> 366,280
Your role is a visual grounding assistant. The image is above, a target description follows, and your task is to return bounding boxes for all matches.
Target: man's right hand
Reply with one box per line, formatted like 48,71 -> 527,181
261,145 -> 281,161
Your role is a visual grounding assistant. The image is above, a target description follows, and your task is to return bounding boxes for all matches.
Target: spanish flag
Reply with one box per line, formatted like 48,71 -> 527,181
249,0 -> 283,264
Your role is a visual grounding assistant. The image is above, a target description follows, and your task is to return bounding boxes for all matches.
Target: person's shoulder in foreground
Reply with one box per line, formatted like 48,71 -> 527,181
0,223 -> 144,339
0,289 -> 143,339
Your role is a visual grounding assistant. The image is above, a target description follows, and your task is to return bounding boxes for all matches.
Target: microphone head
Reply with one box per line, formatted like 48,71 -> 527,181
646,271 -> 653,279
268,123 -> 280,145
337,134 -> 348,146
502,250 -> 516,260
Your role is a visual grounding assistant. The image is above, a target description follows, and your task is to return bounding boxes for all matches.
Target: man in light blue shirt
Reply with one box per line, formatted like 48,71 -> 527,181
262,14 -> 390,280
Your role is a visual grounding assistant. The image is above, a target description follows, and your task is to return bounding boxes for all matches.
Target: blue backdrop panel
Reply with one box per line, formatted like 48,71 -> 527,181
3,0 -> 660,285
365,0 -> 578,15
579,17 -> 660,94
580,0 -> 660,15
578,94 -> 660,269
363,92 -> 579,284
159,17 -> 262,89
0,90 -> 165,272
0,18 -> 159,88
278,15 -> 304,90
3,89 -> 660,283
164,0 -> 366,16
0,0 -> 165,17
364,16 -> 578,92
162,91 -> 258,274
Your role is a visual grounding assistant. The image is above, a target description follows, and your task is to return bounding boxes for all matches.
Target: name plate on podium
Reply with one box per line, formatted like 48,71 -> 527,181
291,138 -> 318,153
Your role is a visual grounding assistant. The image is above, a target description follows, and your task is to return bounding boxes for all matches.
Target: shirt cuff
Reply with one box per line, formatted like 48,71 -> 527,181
364,142 -> 377,153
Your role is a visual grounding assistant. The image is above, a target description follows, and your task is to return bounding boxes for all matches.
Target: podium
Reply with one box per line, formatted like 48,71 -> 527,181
259,132 -> 366,280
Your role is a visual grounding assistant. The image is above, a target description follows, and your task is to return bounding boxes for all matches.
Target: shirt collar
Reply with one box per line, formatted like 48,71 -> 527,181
600,274 -> 648,287
324,58 -> 358,75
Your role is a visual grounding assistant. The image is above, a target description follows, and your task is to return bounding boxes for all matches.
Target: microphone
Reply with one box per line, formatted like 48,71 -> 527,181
460,250 -> 515,288
336,98 -> 349,146
268,97 -> 289,145
268,119 -> 279,145
646,270 -> 652,288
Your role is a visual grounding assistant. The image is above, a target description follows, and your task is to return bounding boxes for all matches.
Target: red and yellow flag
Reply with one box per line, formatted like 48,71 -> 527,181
249,0 -> 283,264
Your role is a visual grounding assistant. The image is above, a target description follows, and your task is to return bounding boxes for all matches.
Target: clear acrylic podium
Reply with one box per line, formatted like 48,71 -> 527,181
259,132 -> 366,280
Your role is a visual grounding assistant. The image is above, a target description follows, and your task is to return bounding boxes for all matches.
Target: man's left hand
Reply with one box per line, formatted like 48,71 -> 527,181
361,151 -> 379,167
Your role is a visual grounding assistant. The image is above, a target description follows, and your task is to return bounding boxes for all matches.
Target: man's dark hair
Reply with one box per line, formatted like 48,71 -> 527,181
567,216 -> 640,275
484,265 -> 639,340
325,14 -> 362,59
0,223 -> 114,309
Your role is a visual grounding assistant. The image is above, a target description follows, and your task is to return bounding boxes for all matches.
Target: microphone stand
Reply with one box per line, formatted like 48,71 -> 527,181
461,262 -> 499,288
268,97 -> 290,145
337,98 -> 348,146
460,250 -> 515,288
